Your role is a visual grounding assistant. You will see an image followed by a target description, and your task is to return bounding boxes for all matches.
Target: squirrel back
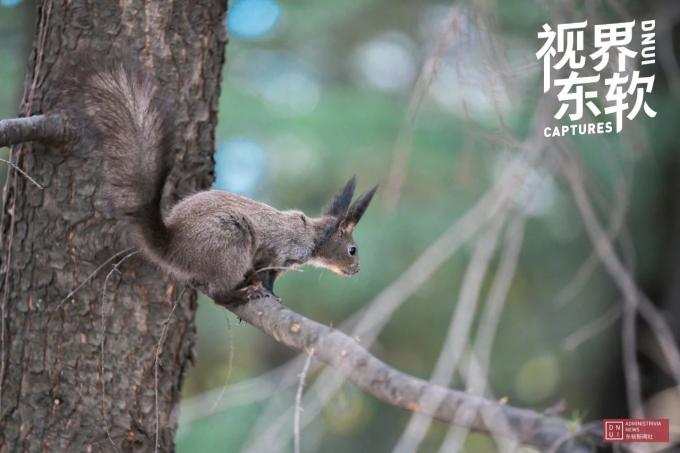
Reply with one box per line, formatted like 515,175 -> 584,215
82,63 -> 174,263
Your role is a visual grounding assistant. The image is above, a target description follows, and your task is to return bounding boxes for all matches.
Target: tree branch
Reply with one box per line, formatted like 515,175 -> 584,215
0,113 -> 71,147
225,296 -> 597,452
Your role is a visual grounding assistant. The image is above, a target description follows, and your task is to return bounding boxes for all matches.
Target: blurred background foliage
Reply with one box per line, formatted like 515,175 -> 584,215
1,0 -> 678,451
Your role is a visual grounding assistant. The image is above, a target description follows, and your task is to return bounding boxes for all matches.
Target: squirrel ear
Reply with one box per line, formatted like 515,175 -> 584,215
322,176 -> 356,218
342,184 -> 378,230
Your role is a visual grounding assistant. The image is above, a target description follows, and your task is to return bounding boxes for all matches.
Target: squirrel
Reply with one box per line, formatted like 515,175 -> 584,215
78,63 -> 377,305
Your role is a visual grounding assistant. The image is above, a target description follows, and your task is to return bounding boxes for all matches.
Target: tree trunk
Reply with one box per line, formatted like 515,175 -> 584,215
0,1 -> 227,451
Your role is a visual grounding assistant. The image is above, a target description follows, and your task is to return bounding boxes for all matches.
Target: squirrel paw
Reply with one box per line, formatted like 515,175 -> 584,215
244,285 -> 281,302
241,284 -> 271,301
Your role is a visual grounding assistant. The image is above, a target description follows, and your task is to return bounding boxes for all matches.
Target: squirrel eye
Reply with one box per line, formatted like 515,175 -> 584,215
348,245 -> 357,256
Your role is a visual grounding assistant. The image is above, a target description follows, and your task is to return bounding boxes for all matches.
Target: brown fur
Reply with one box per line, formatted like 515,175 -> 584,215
81,62 -> 377,303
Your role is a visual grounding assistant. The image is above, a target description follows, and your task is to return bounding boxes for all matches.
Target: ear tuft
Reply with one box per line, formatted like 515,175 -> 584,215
322,176 -> 356,218
343,184 -> 378,229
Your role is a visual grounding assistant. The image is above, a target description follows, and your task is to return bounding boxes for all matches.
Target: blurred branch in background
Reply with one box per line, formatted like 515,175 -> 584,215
554,145 -> 631,308
383,3 -> 464,211
559,143 -> 680,415
562,304 -> 622,353
438,213 -> 526,452
393,213 -> 507,453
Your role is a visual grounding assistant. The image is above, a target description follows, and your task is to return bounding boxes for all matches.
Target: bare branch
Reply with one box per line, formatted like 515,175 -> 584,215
562,304 -> 622,353
225,297 -> 594,452
0,113 -> 71,147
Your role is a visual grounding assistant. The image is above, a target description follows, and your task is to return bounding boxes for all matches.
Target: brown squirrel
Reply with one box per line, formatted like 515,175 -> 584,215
81,64 -> 377,305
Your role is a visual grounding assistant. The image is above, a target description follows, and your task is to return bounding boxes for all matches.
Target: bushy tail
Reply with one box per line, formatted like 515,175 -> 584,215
83,63 -> 174,259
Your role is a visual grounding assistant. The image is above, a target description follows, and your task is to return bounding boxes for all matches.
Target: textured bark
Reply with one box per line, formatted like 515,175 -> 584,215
0,1 -> 227,451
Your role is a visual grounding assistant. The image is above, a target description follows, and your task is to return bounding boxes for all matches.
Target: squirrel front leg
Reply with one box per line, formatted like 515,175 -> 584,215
258,270 -> 280,297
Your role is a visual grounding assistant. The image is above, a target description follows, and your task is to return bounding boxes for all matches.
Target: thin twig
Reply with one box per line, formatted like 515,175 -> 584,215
56,248 -> 135,309
0,158 -> 44,189
294,348 -> 315,453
